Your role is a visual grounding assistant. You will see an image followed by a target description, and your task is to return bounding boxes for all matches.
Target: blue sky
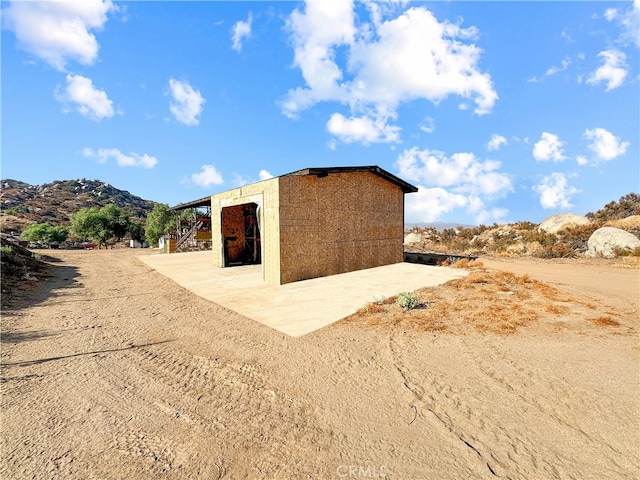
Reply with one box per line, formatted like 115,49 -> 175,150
2,1 -> 638,225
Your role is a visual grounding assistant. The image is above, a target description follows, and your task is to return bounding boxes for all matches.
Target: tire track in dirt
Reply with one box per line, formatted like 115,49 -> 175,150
388,331 -> 502,479
387,330 -> 639,480
454,334 -> 640,478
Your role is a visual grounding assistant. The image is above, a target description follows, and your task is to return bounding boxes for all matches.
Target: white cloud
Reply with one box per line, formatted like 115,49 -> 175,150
230,169 -> 274,187
584,127 -> 629,161
533,172 -> 579,209
396,147 -> 512,222
533,132 -> 566,162
283,2 -> 497,144
258,169 -> 274,180
326,112 -> 400,144
561,29 -> 573,43
587,50 -> 628,91
230,173 -> 251,188
487,134 -> 507,151
605,1 -> 640,47
231,12 -> 252,52
529,56 -> 572,83
283,0 -> 355,117
475,207 -> 509,225
404,187 -> 469,222
190,165 -> 223,187
576,155 -> 589,166
55,74 -> 114,121
396,147 -> 512,196
83,147 -> 157,168
545,57 -> 571,76
2,0 -> 115,71
347,7 -> 497,114
404,187 -> 508,224
604,8 -> 618,21
168,78 -> 205,126
419,117 -> 435,134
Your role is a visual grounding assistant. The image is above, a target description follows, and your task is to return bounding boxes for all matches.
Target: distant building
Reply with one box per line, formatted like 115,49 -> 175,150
129,239 -> 148,248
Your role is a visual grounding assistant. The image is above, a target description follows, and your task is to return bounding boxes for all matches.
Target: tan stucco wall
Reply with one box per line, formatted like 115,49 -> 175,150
278,172 -> 405,284
210,178 -> 280,283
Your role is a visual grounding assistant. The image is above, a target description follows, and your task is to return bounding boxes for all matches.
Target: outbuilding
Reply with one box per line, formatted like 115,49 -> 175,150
173,166 -> 417,285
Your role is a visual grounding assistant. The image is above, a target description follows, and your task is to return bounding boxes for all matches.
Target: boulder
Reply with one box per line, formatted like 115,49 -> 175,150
403,233 -> 423,245
539,213 -> 590,234
604,215 -> 640,230
585,227 -> 640,258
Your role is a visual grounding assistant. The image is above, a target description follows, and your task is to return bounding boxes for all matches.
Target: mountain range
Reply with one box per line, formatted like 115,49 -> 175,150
0,179 -> 156,235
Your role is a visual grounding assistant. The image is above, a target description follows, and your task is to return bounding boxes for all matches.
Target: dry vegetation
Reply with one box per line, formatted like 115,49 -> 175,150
405,193 -> 640,259
344,260 -> 633,336
0,235 -> 55,308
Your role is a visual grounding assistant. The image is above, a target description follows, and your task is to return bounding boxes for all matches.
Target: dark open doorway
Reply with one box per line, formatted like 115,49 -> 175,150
221,203 -> 261,267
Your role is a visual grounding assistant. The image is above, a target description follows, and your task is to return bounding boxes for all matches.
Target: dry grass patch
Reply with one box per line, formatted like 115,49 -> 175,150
588,316 -> 622,327
343,268 -> 630,335
443,258 -> 485,269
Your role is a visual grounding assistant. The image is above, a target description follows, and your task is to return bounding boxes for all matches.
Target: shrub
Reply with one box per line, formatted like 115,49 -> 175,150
359,302 -> 385,314
21,223 -> 68,244
0,245 -> 13,258
587,193 -> 640,222
3,205 -> 29,215
397,292 -> 420,310
614,246 -> 640,257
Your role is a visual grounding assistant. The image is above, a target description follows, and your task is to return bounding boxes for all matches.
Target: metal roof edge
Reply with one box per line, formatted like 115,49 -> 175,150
171,165 -> 418,209
284,166 -> 418,193
169,195 -> 212,211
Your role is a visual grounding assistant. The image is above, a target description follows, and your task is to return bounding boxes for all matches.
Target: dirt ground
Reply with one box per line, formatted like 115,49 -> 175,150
1,249 -> 638,479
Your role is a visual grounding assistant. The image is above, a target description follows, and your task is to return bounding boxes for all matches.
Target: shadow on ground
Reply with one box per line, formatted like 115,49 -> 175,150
1,262 -> 79,312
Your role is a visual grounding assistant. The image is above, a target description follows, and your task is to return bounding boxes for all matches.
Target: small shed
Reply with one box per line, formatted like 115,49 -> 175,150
209,166 -> 417,285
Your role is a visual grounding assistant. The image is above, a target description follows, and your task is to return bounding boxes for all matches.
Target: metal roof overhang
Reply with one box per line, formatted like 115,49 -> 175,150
169,195 -> 212,211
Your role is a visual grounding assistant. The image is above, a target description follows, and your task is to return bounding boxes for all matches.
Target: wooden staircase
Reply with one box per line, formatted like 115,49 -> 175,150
175,220 -> 204,251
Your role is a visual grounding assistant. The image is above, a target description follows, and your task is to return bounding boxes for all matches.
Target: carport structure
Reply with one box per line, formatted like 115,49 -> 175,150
168,196 -> 213,252
206,166 -> 418,285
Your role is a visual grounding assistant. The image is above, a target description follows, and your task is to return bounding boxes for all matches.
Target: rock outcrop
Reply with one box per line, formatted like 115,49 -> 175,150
538,213 -> 590,234
604,215 -> 640,230
403,232 -> 423,245
585,227 -> 640,258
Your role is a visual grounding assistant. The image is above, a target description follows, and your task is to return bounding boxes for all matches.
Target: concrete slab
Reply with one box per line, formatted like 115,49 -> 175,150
139,251 -> 469,337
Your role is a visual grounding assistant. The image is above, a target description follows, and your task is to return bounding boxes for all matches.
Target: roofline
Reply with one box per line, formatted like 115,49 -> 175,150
169,195 -> 212,211
286,166 -> 418,193
170,165 -> 417,210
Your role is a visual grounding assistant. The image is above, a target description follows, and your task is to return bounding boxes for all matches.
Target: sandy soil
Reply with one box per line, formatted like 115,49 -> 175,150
1,249 -> 638,479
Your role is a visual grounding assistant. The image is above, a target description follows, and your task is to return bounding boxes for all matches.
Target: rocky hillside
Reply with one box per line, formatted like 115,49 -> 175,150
405,193 -> 640,259
0,179 -> 156,235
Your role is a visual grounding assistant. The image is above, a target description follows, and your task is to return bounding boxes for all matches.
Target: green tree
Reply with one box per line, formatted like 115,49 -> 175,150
70,207 -> 109,247
21,223 -> 68,244
101,204 -> 132,241
145,203 -> 175,247
70,205 -> 132,248
49,226 -> 69,243
129,221 -> 145,244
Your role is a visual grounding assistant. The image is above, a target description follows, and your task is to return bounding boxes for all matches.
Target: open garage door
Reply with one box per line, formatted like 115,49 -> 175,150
221,203 -> 261,267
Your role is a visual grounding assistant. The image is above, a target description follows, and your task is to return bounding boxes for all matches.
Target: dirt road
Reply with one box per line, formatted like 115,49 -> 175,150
481,255 -> 639,311
1,249 -> 638,479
